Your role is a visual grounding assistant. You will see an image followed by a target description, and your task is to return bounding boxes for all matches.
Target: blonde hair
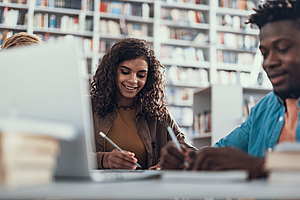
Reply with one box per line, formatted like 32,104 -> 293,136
1,32 -> 42,50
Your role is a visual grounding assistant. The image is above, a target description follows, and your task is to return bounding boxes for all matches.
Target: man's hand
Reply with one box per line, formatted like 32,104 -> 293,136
160,141 -> 196,170
192,146 -> 266,179
148,161 -> 161,170
103,149 -> 138,170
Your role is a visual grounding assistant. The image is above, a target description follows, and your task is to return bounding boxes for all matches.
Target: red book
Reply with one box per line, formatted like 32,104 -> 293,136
100,2 -> 107,13
2,7 -> 8,24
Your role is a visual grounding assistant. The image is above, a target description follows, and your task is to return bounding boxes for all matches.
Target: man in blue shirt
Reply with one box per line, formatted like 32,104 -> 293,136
160,0 -> 300,178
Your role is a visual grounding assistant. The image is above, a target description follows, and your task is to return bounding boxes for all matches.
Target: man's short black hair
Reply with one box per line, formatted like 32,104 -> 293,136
248,0 -> 300,29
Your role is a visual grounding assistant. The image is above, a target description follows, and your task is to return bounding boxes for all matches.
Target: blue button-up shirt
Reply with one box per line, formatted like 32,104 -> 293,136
214,91 -> 300,158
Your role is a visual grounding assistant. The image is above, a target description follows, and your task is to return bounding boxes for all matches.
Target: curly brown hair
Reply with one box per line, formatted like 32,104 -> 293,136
90,38 -> 168,122
1,32 -> 42,50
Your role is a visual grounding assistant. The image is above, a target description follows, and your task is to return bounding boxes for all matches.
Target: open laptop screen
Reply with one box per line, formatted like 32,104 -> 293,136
0,39 -> 96,178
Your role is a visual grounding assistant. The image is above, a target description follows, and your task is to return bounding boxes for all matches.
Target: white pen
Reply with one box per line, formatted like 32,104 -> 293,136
166,125 -> 181,151
166,125 -> 189,168
99,132 -> 142,169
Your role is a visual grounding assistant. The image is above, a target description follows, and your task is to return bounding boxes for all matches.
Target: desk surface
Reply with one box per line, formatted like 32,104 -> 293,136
1,171 -> 300,199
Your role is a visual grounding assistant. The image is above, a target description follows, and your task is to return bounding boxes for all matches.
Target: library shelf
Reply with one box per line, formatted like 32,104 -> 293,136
0,24 -> 27,31
216,26 -> 259,35
161,39 -> 209,48
34,6 -> 92,16
216,7 -> 255,17
160,59 -> 210,69
161,1 -> 209,11
160,20 -> 209,30
33,28 -> 93,37
216,63 -> 253,73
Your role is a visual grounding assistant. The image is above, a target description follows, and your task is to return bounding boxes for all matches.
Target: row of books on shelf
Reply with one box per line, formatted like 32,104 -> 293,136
162,0 -> 202,4
161,8 -> 205,24
216,50 -> 254,65
166,87 -> 193,106
218,32 -> 257,51
100,19 -> 149,38
36,0 -> 82,10
99,39 -> 116,53
168,106 -> 193,127
217,14 -> 257,31
100,1 -> 151,19
32,13 -> 93,32
161,25 -> 208,43
193,110 -> 211,135
217,70 -> 272,88
217,70 -> 254,87
166,66 -> 209,86
161,45 -> 205,62
218,0 -> 256,11
0,0 -> 26,4
242,95 -> 258,120
0,7 -> 26,27
81,0 -> 94,11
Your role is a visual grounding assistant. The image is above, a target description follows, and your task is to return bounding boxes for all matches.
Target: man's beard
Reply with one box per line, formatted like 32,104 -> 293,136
274,85 -> 300,100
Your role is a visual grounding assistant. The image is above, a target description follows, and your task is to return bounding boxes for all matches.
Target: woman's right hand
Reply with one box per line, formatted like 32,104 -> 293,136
103,149 -> 138,170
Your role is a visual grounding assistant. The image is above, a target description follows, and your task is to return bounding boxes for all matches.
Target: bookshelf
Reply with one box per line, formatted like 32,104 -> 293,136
0,0 -> 155,75
0,0 -> 271,143
193,84 -> 271,149
158,0 -> 210,139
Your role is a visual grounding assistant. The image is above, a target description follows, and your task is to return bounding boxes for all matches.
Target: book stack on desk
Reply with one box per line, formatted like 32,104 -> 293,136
0,117 -> 77,188
264,142 -> 300,185
0,133 -> 60,188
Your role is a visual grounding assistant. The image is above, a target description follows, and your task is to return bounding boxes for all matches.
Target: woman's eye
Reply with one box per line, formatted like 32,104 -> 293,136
138,74 -> 146,78
121,70 -> 130,75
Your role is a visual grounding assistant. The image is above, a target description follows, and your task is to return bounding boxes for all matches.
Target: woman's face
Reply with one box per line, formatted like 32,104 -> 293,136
115,58 -> 148,106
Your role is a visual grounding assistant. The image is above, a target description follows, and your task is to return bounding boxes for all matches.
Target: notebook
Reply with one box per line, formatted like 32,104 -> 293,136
0,38 -> 161,182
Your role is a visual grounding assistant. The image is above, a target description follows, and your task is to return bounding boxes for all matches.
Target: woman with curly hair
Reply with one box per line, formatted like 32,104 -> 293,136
91,38 -> 196,170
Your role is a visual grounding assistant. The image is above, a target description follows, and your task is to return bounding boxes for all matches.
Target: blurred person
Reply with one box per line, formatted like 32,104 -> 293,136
1,32 -> 42,50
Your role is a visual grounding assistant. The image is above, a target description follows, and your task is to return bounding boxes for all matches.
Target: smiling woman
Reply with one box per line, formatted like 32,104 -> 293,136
90,38 -> 196,170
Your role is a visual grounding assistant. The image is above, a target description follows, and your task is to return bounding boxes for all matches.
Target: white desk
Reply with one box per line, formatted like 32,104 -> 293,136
1,171 -> 300,199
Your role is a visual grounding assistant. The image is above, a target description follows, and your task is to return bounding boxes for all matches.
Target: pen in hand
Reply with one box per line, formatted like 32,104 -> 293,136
166,124 -> 181,151
166,124 -> 189,168
99,132 -> 142,169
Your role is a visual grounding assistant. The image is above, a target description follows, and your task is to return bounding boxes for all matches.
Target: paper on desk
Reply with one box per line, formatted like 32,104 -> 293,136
161,170 -> 248,183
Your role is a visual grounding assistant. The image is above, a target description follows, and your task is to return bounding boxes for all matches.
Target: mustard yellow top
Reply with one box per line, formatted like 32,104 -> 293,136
105,106 -> 147,168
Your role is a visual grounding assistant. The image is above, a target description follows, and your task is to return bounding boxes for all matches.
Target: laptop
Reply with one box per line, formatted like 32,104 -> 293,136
0,38 -> 161,182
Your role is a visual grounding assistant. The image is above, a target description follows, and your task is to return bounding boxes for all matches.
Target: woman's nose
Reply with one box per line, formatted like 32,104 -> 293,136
128,74 -> 138,83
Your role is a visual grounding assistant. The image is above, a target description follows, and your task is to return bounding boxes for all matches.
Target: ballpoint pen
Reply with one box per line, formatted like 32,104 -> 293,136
99,132 -> 142,169
166,125 -> 181,151
166,124 -> 189,168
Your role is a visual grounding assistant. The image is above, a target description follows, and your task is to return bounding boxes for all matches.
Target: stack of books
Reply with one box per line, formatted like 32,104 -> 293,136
264,142 -> 300,185
0,132 -> 59,188
0,116 -> 77,188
